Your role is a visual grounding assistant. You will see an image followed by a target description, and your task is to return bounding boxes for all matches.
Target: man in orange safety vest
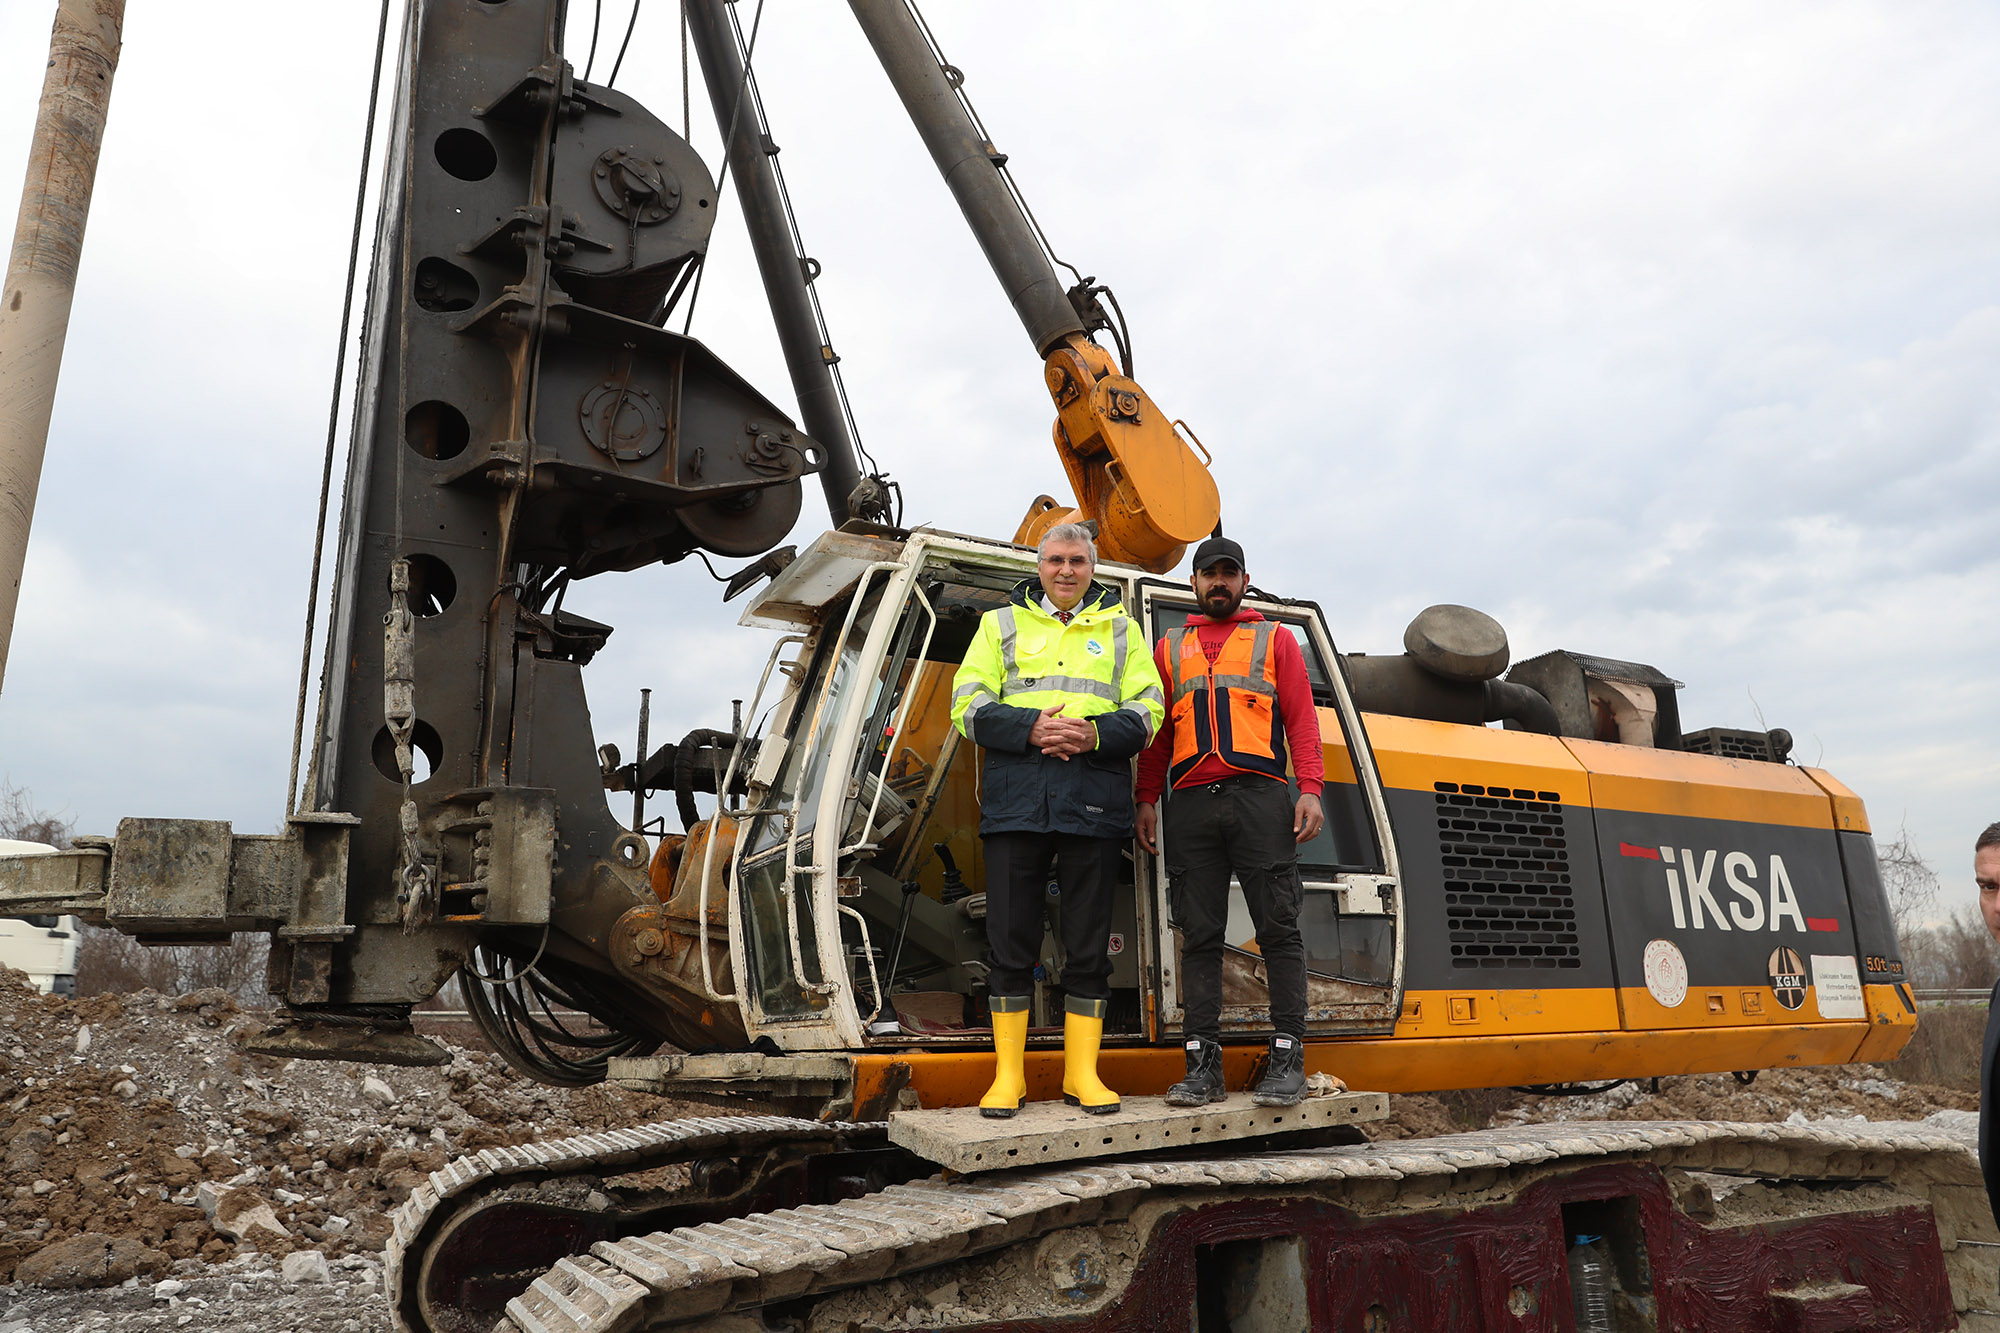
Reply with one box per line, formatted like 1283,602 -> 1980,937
1135,536 -> 1325,1107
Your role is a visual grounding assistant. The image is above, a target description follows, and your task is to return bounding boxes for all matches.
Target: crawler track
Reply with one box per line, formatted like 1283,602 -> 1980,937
387,1115 -> 889,1333
393,1119 -> 1997,1333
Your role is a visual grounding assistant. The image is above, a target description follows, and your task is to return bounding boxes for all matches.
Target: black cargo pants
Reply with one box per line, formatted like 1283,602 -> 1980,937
1166,776 -> 1307,1042
982,832 -> 1118,1001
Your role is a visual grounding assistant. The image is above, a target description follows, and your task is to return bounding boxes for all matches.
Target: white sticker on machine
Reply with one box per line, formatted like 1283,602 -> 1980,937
1642,938 -> 1688,1009
1810,954 -> 1866,1020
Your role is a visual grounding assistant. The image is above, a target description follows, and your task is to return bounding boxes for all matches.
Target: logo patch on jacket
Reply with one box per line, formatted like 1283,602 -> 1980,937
1085,639 -> 1104,656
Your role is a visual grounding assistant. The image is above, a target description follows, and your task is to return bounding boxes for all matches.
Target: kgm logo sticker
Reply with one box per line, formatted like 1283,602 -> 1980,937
1768,946 -> 1807,1011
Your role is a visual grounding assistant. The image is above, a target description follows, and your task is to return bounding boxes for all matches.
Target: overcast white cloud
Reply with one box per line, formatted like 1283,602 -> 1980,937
0,2 -> 1993,894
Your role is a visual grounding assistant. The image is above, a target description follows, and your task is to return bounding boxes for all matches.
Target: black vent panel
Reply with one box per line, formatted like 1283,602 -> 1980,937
1682,727 -> 1780,762
1436,781 -> 1579,969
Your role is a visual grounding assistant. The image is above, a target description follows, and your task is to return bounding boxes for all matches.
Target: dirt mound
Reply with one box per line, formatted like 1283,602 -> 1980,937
0,963 -> 1982,1329
0,969 -> 680,1287
1374,1064 -> 1977,1141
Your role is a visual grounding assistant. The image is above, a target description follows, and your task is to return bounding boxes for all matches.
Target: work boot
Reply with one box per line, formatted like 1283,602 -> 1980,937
979,996 -> 1030,1118
1165,1037 -> 1226,1107
1250,1033 -> 1306,1107
1060,996 -> 1121,1115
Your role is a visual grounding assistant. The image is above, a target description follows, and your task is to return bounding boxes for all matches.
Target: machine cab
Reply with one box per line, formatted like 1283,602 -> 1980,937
708,530 -> 1404,1055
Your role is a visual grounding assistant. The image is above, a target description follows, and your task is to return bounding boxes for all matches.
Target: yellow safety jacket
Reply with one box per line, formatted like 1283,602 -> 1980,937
950,580 -> 1166,837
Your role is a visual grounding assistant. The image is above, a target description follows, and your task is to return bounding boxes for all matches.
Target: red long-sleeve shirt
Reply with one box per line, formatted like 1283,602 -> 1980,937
1135,608 -> 1324,804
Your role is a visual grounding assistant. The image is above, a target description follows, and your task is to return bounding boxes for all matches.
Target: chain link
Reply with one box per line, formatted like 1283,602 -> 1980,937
384,558 -> 435,930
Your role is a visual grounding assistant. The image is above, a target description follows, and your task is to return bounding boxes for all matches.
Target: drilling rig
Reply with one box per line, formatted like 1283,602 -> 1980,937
1,3 -> 1989,1331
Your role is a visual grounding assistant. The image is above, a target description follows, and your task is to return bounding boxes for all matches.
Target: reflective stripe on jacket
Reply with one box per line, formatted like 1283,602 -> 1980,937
1165,619 -> 1288,786
949,579 -> 1166,838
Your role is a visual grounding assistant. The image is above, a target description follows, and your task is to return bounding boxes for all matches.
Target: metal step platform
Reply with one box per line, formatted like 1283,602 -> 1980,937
887,1090 -> 1390,1173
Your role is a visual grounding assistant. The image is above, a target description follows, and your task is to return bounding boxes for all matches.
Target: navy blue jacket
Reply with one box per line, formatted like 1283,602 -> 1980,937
951,580 -> 1165,839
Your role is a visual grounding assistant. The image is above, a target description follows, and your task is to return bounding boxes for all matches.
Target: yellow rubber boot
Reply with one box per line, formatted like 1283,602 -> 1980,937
1060,996 -> 1121,1115
979,997 -> 1030,1118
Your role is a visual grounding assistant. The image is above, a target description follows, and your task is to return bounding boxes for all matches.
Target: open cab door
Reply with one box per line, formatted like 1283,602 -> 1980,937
719,531 -> 1173,1062
707,530 -> 1401,1094
1136,583 -> 1406,1040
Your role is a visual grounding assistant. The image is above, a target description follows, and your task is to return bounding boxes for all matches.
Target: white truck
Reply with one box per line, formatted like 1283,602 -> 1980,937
0,840 -> 78,996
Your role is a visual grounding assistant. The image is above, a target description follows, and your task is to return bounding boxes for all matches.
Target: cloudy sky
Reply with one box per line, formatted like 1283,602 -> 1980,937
0,2 -> 1994,910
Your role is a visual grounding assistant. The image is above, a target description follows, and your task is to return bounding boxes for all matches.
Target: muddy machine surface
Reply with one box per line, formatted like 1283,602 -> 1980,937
1,1 -> 1990,1330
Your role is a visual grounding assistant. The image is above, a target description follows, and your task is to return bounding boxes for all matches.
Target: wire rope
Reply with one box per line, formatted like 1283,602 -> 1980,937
717,0 -> 882,479
903,0 -> 1137,376
608,0 -> 644,86
906,0 -> 1080,289
287,0 -> 398,817
678,0 -> 764,335
583,0 -> 604,82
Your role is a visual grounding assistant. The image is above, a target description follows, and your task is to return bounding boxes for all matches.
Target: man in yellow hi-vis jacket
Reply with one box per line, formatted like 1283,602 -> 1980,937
950,524 -> 1165,1119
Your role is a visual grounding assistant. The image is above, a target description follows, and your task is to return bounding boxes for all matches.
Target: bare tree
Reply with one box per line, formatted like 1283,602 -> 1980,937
0,780 -> 269,999
1902,914 -> 1997,991
1873,827 -> 1999,991
1879,826 -> 1941,939
0,779 -> 72,847
74,928 -> 268,1001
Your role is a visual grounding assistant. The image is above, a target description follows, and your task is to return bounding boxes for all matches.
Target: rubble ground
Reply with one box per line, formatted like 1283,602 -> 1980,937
1379,1063 -> 1978,1141
0,966 -> 1978,1332
0,970 -> 687,1332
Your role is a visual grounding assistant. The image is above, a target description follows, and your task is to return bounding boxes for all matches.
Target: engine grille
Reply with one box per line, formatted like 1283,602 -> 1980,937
1681,727 -> 1781,762
1436,781 -> 1579,969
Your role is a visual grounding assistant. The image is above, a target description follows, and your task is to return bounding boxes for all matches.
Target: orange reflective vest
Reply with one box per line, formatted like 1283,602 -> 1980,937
1165,619 -> 1288,786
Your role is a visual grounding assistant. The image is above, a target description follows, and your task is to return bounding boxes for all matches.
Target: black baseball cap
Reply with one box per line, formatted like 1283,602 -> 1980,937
1190,536 -> 1245,573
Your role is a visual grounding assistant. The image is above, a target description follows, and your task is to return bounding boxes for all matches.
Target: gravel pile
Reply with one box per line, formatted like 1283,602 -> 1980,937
0,963 -> 1980,1331
1377,1063 -> 1978,1140
0,970 -> 681,1331
2,1249 -> 392,1332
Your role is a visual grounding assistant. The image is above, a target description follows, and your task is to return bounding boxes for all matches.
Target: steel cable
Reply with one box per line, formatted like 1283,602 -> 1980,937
716,0 -> 882,480
287,0 -> 399,817
584,0 -> 604,81
677,0 -> 764,335
906,0 -> 1081,289
903,0 -> 1135,376
608,0 -> 644,86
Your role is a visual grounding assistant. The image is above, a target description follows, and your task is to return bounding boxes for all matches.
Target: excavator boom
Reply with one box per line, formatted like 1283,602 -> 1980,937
851,0 -> 1221,571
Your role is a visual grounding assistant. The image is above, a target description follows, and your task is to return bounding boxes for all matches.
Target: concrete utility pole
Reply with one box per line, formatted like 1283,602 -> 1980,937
0,0 -> 125,693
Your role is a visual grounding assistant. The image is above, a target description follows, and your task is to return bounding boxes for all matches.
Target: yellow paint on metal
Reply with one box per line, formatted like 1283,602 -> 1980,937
1394,987 -> 1621,1038
1359,713 -> 1593,802
1036,336 -> 1219,573
1802,767 -> 1873,834
1616,985 -> 1870,1030
1566,735 -> 1838,829
1849,984 -> 1920,1062
853,1012 -> 1896,1110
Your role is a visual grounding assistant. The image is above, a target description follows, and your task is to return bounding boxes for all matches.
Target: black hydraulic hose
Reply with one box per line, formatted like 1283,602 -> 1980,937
1483,679 -> 1561,736
675,728 -> 737,831
875,880 -> 923,1024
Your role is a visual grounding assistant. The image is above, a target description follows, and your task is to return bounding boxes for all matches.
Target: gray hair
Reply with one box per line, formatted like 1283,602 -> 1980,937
1037,523 -> 1098,563
1978,822 -> 2000,853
